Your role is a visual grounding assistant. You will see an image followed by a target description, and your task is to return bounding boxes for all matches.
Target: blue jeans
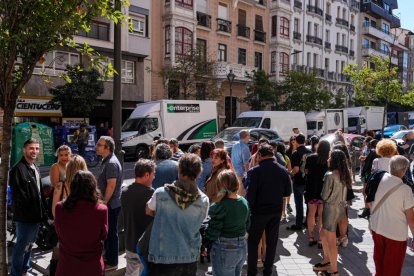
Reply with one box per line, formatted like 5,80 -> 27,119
105,206 -> 121,266
11,222 -> 39,276
293,184 -> 305,226
211,237 -> 247,276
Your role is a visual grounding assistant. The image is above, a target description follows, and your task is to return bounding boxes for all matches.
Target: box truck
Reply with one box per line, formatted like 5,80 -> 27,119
346,106 -> 384,134
121,100 -> 218,159
231,111 -> 307,142
306,109 -> 348,137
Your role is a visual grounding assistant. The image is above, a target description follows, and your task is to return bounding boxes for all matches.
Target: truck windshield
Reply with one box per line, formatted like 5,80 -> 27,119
307,121 -> 316,129
348,117 -> 358,127
122,118 -> 143,132
232,117 -> 262,127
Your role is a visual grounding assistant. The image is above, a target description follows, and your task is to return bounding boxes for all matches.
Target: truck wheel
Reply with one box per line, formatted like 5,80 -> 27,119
135,145 -> 149,160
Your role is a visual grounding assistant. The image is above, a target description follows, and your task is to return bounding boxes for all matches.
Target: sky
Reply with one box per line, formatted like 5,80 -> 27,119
396,0 -> 414,31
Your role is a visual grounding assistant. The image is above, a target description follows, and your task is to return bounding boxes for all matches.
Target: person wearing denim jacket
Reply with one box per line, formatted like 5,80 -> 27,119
146,153 -> 209,276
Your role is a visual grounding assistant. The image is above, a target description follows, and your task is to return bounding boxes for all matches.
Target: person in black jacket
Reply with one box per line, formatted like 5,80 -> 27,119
9,138 -> 47,276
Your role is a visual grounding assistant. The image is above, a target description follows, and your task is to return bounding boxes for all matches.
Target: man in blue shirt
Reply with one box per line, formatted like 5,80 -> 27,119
231,129 -> 251,195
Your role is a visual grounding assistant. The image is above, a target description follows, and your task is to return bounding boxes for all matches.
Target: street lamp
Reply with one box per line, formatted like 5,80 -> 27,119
227,69 -> 236,125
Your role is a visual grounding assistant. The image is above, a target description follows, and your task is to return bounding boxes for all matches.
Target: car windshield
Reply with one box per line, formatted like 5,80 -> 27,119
307,121 -> 316,129
391,131 -> 409,139
212,129 -> 242,142
348,117 -> 358,127
122,118 -> 143,132
232,117 -> 262,128
384,125 -> 399,132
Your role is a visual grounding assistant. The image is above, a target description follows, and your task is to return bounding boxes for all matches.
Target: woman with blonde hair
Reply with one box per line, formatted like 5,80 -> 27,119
50,145 -> 72,189
372,139 -> 397,172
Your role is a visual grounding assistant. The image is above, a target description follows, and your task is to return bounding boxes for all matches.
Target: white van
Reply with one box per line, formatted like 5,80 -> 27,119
231,111 -> 307,141
121,100 -> 218,159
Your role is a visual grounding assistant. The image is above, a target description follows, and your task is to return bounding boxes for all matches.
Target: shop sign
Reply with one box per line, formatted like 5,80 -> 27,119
62,118 -> 90,126
14,96 -> 62,117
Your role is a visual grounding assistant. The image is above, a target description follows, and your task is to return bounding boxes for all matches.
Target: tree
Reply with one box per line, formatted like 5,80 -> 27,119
158,49 -> 220,100
49,65 -> 104,118
343,55 -> 414,137
244,70 -> 278,110
277,71 -> 331,113
0,1 -> 126,274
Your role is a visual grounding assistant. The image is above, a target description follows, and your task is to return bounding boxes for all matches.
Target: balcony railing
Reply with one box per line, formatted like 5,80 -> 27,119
237,25 -> 250,39
351,0 -> 360,11
306,35 -> 323,45
335,45 -> 349,54
256,0 -> 267,6
307,5 -> 323,16
350,24 -> 356,32
349,50 -> 355,57
293,31 -> 301,40
294,0 -> 302,9
217,18 -> 232,33
254,30 -> 266,43
336,18 -> 349,27
325,14 -> 332,22
361,0 -> 400,28
338,74 -> 351,83
325,41 -> 331,49
362,21 -> 398,44
196,12 -> 211,28
328,71 -> 335,80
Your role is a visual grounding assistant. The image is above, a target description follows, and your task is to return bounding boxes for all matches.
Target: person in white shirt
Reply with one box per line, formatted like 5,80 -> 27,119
371,139 -> 397,172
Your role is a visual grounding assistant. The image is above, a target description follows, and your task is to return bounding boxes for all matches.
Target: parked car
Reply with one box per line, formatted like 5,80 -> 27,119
375,124 -> 408,139
320,133 -> 365,172
211,127 -> 283,156
390,130 -> 412,146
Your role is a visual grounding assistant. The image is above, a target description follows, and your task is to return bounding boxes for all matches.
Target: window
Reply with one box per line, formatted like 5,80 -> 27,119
196,83 -> 206,100
384,3 -> 390,13
168,80 -> 180,99
363,38 -> 369,48
350,39 -> 354,50
122,60 -> 135,83
130,16 -> 146,36
313,23 -> 318,37
238,48 -> 246,65
255,15 -> 263,31
261,118 -> 271,129
255,52 -> 262,70
165,26 -> 171,54
175,27 -> 193,57
141,118 -> 159,134
342,34 -> 346,46
35,51 -> 80,75
307,52 -> 311,66
218,3 -> 228,19
280,17 -> 289,38
294,18 -> 299,33
336,32 -> 340,44
313,53 -> 318,68
176,0 -> 193,8
307,21 -> 311,35
325,58 -> 329,69
326,30 -> 330,42
279,52 -> 289,75
382,23 -> 390,34
272,15 -> 277,37
197,39 -> 207,62
271,51 -> 277,73
77,21 -> 109,41
218,44 -> 227,61
238,9 -> 246,25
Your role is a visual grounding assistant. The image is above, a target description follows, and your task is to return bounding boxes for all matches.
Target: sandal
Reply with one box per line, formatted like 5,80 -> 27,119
318,271 -> 339,275
313,262 -> 331,271
318,240 -> 323,249
308,237 -> 318,246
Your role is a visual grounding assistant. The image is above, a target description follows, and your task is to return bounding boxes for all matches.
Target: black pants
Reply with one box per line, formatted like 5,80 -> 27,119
148,262 -> 197,276
247,213 -> 281,276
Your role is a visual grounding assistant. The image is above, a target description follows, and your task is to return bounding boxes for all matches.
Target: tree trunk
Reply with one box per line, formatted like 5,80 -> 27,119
381,101 -> 387,139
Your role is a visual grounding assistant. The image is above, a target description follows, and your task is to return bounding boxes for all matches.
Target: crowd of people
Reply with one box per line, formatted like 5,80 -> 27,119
7,127 -> 414,276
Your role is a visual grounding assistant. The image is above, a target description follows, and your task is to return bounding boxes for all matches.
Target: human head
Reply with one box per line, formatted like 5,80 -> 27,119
217,170 -> 239,197
80,123 -> 86,129
178,153 -> 202,181
332,143 -> 350,161
257,144 -> 274,159
55,145 -> 72,166
328,149 -> 352,189
376,139 -> 397,158
22,138 -> 40,164
366,130 -> 375,138
276,142 -> 286,156
406,131 -> 414,141
188,144 -> 201,156
169,138 -> 180,153
134,159 -> 156,186
65,155 -> 88,184
292,127 -> 300,135
239,130 -> 250,143
289,136 -> 297,150
364,136 -> 373,145
316,140 -> 331,164
258,138 -> 269,145
389,155 -> 410,178
214,139 -> 225,149
200,141 -> 215,161
295,133 -> 306,145
269,141 -> 278,153
369,139 -> 378,149
63,170 -> 100,211
309,135 -> 320,152
96,136 -> 115,158
211,148 -> 230,168
155,143 -> 172,160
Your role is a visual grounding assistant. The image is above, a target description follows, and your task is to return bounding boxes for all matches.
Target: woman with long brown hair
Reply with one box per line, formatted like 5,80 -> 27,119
204,149 -> 231,203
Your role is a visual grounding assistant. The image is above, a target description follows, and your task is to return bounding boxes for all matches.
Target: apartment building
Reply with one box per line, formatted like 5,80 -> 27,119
22,0 -> 151,125
151,0 -> 269,126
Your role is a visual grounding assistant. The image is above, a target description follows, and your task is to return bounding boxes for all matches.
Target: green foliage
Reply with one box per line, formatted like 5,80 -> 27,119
49,65 -> 104,118
244,70 -> 278,110
277,71 -> 331,113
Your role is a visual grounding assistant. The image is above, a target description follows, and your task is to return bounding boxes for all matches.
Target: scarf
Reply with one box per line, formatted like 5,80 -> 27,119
164,180 -> 200,210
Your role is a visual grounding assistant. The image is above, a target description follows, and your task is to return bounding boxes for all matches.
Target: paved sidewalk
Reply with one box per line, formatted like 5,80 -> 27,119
197,181 -> 414,275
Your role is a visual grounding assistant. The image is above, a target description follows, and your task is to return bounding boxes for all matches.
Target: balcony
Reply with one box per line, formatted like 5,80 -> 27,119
254,30 -> 266,43
306,35 -> 323,46
325,14 -> 332,22
293,31 -> 301,40
336,18 -> 349,28
217,18 -> 232,34
335,45 -> 348,54
350,24 -> 356,32
294,0 -> 302,9
361,45 -> 398,64
197,12 -> 211,29
361,1 -> 400,28
325,41 -> 331,49
362,22 -> 398,45
338,73 -> 351,83
214,62 -> 256,81
256,0 -> 267,7
237,25 -> 250,39
350,0 -> 360,12
327,71 -> 335,80
349,50 -> 355,57
307,5 -> 323,16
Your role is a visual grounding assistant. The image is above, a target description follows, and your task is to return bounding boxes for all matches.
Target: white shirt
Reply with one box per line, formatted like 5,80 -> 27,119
370,173 -> 414,241
372,157 -> 391,172
147,193 -> 157,211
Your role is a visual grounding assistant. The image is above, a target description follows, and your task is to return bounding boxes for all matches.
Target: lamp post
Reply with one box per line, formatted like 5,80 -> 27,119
227,69 -> 235,125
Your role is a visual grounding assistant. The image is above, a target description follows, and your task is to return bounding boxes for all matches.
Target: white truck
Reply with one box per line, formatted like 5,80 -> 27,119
121,100 -> 218,159
346,106 -> 384,134
231,111 -> 307,142
306,109 -> 348,137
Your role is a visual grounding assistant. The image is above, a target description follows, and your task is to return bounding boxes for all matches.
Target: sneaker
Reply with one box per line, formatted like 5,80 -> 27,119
286,204 -> 293,213
257,259 -> 264,268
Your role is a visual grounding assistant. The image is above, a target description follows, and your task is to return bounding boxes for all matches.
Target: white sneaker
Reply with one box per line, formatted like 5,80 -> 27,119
257,259 -> 264,268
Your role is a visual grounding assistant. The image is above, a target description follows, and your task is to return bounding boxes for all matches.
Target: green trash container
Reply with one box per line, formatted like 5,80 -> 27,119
11,122 -> 55,166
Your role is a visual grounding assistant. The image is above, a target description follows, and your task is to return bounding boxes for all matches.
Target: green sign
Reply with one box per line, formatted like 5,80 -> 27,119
167,103 -> 200,113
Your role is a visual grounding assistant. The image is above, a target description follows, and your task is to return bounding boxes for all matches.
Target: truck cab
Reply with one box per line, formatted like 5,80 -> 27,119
307,120 -> 324,137
348,116 -> 366,134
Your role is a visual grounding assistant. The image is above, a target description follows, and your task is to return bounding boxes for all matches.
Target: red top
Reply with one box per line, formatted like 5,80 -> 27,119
55,201 -> 108,276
